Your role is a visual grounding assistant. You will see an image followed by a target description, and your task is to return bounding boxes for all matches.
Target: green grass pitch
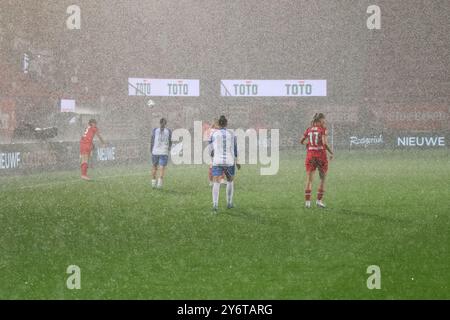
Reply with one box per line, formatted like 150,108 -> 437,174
0,149 -> 449,299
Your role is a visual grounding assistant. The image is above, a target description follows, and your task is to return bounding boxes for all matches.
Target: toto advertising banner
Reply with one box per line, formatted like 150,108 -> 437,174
128,78 -> 200,96
0,140 -> 147,175
220,80 -> 327,97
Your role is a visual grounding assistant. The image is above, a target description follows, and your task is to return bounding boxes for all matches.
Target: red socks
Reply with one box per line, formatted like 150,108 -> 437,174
305,189 -> 325,201
305,189 -> 311,201
81,163 -> 88,176
317,189 -> 325,200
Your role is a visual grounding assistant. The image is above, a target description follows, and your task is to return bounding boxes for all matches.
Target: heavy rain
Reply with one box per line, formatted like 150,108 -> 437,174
0,0 -> 449,303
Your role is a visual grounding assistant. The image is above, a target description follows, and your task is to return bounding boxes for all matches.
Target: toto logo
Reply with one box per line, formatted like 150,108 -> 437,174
397,136 -> 445,147
350,134 -> 384,147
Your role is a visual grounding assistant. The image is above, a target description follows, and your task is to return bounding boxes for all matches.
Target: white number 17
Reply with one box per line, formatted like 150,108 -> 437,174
308,132 -> 319,145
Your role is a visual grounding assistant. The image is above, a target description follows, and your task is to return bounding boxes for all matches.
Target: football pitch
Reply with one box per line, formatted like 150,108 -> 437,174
1,149 -> 449,299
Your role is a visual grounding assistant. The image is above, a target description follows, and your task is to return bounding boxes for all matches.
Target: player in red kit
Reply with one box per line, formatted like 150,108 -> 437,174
80,119 -> 106,180
300,113 -> 334,208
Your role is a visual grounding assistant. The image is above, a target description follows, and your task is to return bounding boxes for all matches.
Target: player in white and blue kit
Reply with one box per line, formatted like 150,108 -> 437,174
209,115 -> 241,212
151,118 -> 172,189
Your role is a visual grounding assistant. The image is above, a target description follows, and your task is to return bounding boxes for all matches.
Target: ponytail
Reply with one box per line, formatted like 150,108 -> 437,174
311,113 -> 325,126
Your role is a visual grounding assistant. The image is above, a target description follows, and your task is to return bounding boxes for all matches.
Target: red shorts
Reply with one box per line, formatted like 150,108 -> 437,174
305,152 -> 328,174
80,142 -> 93,155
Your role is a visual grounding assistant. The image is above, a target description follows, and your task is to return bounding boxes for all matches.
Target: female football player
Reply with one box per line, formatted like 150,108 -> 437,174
151,118 -> 172,189
206,118 -> 225,186
80,119 -> 106,180
300,113 -> 334,208
209,115 -> 240,212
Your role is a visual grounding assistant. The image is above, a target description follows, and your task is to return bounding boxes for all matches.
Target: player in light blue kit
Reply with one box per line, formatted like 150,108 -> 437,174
208,115 -> 241,213
151,118 -> 172,189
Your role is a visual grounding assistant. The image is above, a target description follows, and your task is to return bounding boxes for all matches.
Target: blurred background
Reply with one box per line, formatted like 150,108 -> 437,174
0,0 -> 448,170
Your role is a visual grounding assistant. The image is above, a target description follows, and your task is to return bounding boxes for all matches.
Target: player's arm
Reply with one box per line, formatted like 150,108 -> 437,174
322,131 -> 334,159
234,135 -> 241,170
150,129 -> 155,155
168,129 -> 173,151
300,130 -> 308,145
96,131 -> 106,145
325,144 -> 333,156
208,134 -> 214,157
300,136 -> 307,145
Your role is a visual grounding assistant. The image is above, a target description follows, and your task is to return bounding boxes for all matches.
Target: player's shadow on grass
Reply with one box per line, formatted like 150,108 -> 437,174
222,208 -> 281,227
335,208 -> 407,224
155,188 -> 192,196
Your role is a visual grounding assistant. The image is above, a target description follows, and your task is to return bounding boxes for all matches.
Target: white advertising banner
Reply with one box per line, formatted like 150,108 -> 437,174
60,99 -> 76,113
128,78 -> 200,96
220,80 -> 327,97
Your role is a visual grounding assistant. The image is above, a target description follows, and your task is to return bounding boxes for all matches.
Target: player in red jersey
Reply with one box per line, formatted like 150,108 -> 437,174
80,119 -> 106,180
300,113 -> 334,208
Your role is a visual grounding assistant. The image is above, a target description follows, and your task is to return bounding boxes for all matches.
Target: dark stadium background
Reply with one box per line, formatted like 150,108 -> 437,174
0,0 -> 448,171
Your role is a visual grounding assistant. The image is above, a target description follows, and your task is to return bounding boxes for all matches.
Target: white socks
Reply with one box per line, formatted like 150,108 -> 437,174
226,181 -> 234,205
212,181 -> 235,207
152,178 -> 163,188
212,182 -> 220,207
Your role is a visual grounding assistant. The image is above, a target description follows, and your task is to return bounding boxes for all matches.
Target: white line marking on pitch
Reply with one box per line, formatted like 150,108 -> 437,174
2,172 -> 147,191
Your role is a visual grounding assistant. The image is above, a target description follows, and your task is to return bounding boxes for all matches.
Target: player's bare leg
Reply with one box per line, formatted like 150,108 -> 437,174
220,173 -> 226,185
208,166 -> 213,186
316,171 -> 326,208
157,166 -> 166,188
304,171 -> 314,208
151,164 -> 158,188
80,154 -> 90,180
89,149 -> 94,169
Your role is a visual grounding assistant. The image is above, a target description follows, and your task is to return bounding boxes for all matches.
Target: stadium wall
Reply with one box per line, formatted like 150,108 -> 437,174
0,140 -> 148,175
1,128 -> 448,176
